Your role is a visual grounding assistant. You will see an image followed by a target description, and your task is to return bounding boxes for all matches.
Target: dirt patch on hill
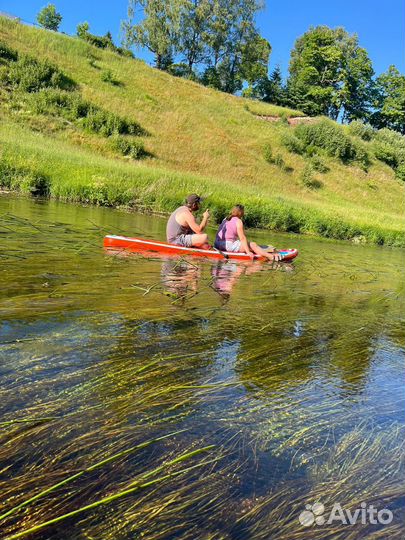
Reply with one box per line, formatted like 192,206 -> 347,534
256,115 -> 315,125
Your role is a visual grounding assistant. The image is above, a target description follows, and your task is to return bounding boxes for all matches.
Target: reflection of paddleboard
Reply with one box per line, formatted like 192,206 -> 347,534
103,235 -> 299,262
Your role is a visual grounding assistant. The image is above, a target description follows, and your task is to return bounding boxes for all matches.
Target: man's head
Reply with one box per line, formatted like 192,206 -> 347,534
185,193 -> 202,212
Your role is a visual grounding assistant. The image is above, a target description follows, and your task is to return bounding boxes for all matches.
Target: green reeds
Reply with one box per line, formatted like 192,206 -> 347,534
0,430 -> 187,521
1,197 -> 404,540
7,446 -> 216,539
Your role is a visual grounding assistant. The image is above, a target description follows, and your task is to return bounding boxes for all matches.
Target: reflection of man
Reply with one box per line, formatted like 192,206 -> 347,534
166,194 -> 210,248
161,260 -> 200,303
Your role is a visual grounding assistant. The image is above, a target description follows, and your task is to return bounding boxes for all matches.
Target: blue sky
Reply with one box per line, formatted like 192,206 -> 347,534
1,0 -> 404,77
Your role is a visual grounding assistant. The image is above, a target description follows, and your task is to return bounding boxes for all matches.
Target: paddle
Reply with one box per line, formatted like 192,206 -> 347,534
212,246 -> 229,260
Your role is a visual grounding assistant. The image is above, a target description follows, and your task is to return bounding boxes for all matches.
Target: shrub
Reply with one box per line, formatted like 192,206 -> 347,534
28,89 -> 89,119
263,144 -> 291,171
372,129 -> 405,172
77,22 -> 90,39
116,47 -> 134,58
373,128 -> 405,171
101,69 -> 120,86
20,171 -> 51,196
77,23 -> 132,57
0,161 -> 50,196
311,155 -> 329,173
374,127 -> 405,149
27,89 -> 145,136
281,132 -> 305,155
274,154 -> 285,169
82,107 -> 143,136
88,58 -> 98,69
395,163 -> 405,181
300,164 -> 322,189
295,119 -> 370,167
352,140 -> 371,171
111,135 -> 147,159
0,42 -> 18,62
295,120 -> 352,161
305,144 -> 318,157
348,120 -> 375,141
167,63 -> 196,80
263,143 -> 274,163
4,54 -> 76,92
373,142 -> 398,168
277,113 -> 289,126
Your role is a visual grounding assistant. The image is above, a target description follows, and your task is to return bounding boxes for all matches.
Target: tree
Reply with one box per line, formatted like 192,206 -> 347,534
250,65 -> 286,104
37,4 -> 62,31
122,0 -> 183,69
287,26 -> 374,120
105,31 -> 114,47
339,37 -> 374,122
240,33 -> 271,90
122,0 -> 269,90
202,0 -> 269,94
76,22 -> 90,39
371,66 -> 405,134
203,0 -> 232,68
178,0 -> 212,73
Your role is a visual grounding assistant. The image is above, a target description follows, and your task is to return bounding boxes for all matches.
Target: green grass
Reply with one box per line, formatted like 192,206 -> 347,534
1,122 -> 404,245
242,100 -> 304,118
0,16 -> 404,246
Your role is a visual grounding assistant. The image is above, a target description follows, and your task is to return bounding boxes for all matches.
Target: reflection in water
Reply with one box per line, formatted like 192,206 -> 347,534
1,195 -> 404,540
210,260 -> 294,302
210,261 -> 245,301
161,259 -> 201,304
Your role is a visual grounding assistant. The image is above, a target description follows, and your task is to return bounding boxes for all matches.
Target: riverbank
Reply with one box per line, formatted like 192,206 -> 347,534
0,122 -> 404,247
0,17 -> 404,247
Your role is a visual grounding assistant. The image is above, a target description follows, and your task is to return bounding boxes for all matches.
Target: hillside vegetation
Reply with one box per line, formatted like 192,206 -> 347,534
0,16 -> 404,246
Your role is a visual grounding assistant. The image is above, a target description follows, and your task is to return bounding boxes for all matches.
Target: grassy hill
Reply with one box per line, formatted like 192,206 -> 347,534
0,16 -> 404,246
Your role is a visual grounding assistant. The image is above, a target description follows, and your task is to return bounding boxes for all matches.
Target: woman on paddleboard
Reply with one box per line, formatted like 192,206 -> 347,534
214,205 -> 284,261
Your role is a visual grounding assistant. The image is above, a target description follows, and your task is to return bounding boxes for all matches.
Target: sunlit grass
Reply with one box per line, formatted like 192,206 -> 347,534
0,16 -> 404,246
1,122 -> 404,246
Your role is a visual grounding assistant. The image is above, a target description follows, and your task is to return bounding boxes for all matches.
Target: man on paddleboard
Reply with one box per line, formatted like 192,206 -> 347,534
166,194 -> 210,248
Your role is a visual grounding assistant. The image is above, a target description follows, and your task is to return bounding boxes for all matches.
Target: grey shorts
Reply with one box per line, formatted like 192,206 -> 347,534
215,240 -> 242,252
172,234 -> 194,247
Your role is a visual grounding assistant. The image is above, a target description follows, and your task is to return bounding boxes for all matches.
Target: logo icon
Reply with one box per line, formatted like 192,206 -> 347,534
298,501 -> 394,527
299,502 -> 325,527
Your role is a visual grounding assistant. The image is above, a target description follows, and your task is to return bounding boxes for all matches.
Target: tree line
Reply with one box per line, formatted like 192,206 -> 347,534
122,0 -> 271,95
36,2 -> 405,134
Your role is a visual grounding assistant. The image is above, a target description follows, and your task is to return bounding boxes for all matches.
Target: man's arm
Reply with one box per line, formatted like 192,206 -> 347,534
185,209 -> 210,234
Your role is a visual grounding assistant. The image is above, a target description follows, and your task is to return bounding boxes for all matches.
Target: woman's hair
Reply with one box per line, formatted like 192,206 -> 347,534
226,204 -> 244,221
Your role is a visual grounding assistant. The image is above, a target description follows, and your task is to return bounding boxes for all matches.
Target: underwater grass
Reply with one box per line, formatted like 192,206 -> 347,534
2,337 -> 403,539
1,203 -> 404,539
0,430 -> 188,521
236,423 -> 405,540
6,446 -> 217,539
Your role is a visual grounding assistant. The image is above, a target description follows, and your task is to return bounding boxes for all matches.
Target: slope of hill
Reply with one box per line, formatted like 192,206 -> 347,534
0,16 -> 404,245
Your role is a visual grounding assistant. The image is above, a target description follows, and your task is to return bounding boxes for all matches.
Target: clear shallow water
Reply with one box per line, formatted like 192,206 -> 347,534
1,194 -> 404,540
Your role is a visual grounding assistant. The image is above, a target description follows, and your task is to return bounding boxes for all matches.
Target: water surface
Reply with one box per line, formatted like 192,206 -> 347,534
1,194 -> 404,540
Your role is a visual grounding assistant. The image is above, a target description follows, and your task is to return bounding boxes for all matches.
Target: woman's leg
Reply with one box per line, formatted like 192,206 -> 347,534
249,241 -> 281,261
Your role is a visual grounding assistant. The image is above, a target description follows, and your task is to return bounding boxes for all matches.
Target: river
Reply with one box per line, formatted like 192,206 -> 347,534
1,194 -> 404,540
